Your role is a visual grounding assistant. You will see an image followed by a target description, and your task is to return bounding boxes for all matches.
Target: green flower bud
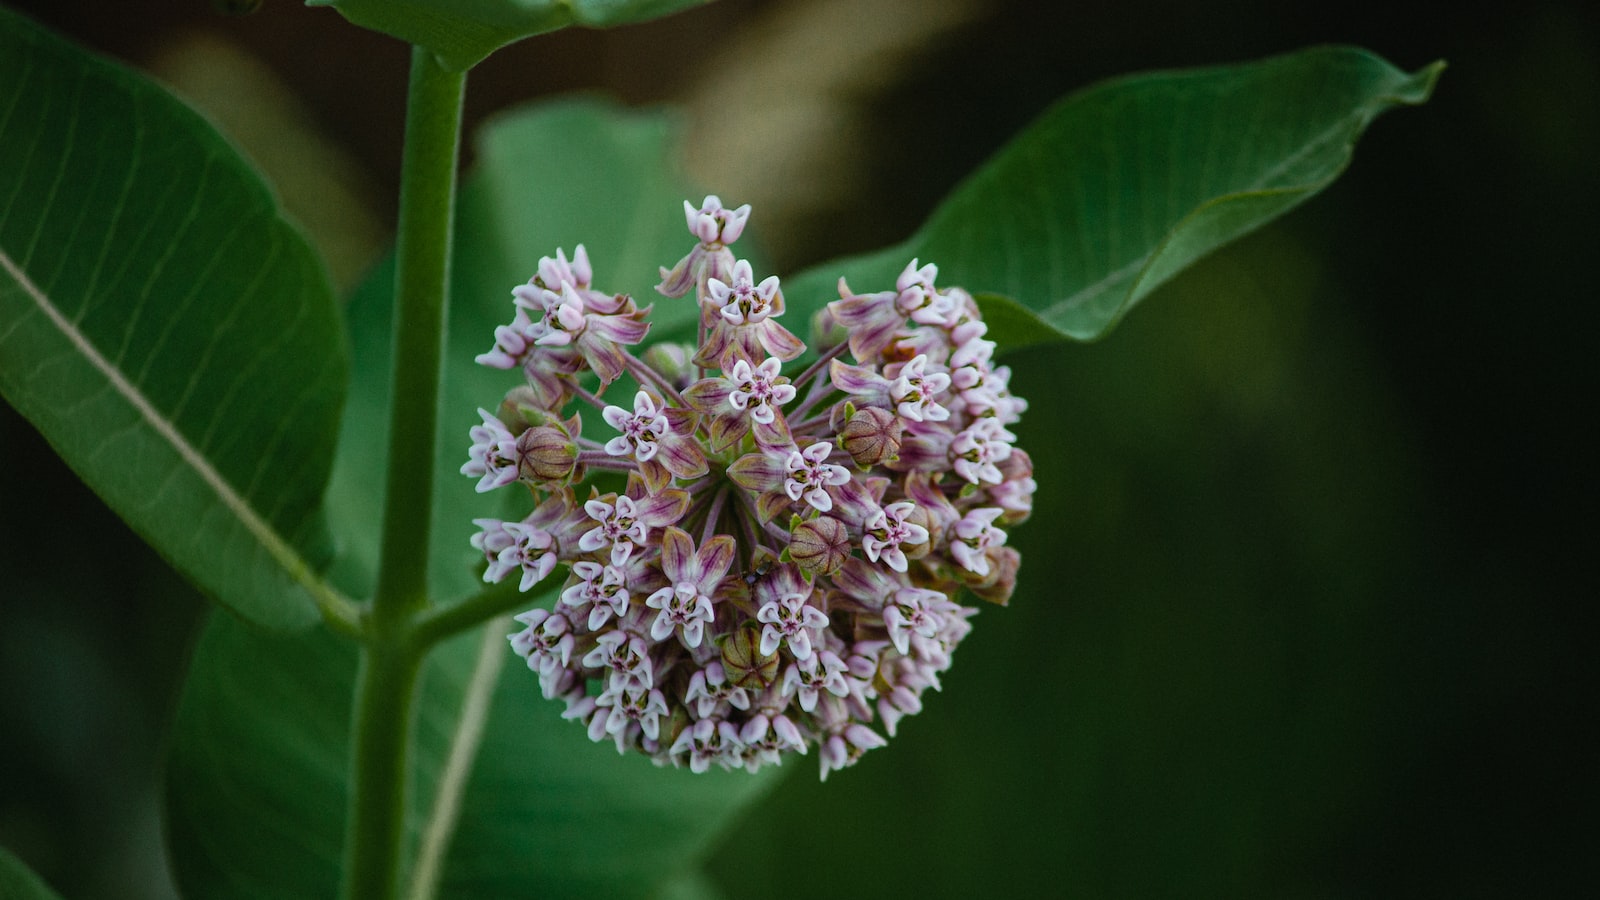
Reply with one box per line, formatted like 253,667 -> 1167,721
516,424 -> 580,485
720,624 -> 780,691
788,515 -> 851,576
838,405 -> 903,468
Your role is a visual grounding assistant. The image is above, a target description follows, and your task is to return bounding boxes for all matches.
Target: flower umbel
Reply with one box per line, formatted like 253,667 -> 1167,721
474,199 -> 1033,779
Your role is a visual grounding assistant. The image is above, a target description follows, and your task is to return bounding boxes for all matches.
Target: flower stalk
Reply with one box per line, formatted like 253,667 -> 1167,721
341,46 -> 466,900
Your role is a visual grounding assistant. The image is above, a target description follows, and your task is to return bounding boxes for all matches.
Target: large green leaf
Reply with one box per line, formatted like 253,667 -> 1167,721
780,46 -> 1443,346
310,0 -> 714,71
171,99 -> 776,898
167,610 -> 777,898
0,846 -> 64,900
0,9 -> 349,630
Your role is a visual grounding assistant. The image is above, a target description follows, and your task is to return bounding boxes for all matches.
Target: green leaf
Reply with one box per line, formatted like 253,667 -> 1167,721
0,9 -> 351,630
166,609 -> 778,898
311,0 -> 714,71
0,846 -> 64,900
781,46 -> 1443,344
325,97 -> 708,603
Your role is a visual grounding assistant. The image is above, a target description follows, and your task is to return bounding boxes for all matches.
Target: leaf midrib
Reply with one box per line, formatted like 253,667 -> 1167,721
0,246 -> 356,621
1039,108 -> 1369,325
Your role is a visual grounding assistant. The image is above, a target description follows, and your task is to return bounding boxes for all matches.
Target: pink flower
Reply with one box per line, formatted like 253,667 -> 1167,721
781,650 -> 850,713
685,661 -> 752,718
508,609 -> 576,698
490,520 -> 557,591
475,307 -> 539,370
644,527 -> 736,648
783,442 -> 852,513
726,357 -> 795,425
695,260 -> 804,369
949,417 -> 1016,486
883,588 -> 948,655
670,717 -> 745,774
685,357 -> 796,451
894,258 -> 964,327
559,560 -> 630,630
476,197 -> 1033,779
949,507 -> 1008,576
861,501 -> 929,573
582,630 -> 654,693
756,573 -> 830,660
577,486 -> 689,566
594,685 -> 669,753
657,196 -> 749,298
461,409 -> 519,492
885,354 -> 952,423
602,390 -> 671,462
685,195 -> 751,246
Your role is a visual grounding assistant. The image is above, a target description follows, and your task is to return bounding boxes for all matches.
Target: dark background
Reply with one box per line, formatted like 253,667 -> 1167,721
1,1 -> 1593,897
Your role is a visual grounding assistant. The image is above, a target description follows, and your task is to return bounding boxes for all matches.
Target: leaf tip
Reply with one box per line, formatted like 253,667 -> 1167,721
1400,59 -> 1448,106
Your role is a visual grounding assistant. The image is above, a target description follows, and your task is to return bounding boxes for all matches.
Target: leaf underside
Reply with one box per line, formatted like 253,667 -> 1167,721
313,0 -> 714,71
0,8 -> 348,630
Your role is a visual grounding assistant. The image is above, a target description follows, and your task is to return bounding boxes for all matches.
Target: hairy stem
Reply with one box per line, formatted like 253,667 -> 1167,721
621,348 -> 688,408
342,47 -> 466,900
372,47 -> 466,619
412,580 -> 542,650
341,636 -> 425,900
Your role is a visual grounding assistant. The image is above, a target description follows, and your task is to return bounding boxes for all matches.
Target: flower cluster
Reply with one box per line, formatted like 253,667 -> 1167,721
466,196 -> 1035,779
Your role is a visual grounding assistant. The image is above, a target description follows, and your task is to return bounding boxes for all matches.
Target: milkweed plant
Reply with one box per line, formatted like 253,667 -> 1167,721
0,2 -> 1440,898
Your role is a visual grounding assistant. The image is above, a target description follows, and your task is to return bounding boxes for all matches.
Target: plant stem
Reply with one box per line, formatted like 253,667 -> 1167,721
341,635 -> 424,900
341,46 -> 466,900
412,580 -> 540,650
372,47 -> 466,620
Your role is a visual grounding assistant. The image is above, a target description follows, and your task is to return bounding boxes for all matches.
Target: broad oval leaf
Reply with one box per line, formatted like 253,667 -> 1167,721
780,46 -> 1443,346
310,0 -> 714,71
0,9 -> 350,630
166,609 -> 777,898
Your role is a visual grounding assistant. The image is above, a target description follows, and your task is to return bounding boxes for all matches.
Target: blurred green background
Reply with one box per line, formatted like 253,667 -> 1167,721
1,0 -> 1593,897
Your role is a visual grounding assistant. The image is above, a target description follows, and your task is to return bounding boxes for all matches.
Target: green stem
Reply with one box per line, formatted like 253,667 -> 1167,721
412,577 -> 550,650
373,47 -> 466,620
341,46 -> 466,900
341,635 -> 425,899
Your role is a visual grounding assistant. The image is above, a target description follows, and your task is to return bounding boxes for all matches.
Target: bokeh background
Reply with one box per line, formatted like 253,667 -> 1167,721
1,0 -> 1593,897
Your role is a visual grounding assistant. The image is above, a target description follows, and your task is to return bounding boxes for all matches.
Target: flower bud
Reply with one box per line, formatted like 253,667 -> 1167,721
810,306 -> 848,356
963,545 -> 1021,606
721,624 -> 780,691
517,424 -> 580,485
838,406 -> 903,468
899,503 -> 935,561
788,515 -> 850,576
642,342 -> 695,391
497,385 -> 547,434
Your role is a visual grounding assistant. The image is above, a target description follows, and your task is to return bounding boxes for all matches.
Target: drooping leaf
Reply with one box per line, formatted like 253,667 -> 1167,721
0,846 -> 65,900
780,46 -> 1443,345
310,0 -> 714,71
0,9 -> 350,630
166,609 -> 778,899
